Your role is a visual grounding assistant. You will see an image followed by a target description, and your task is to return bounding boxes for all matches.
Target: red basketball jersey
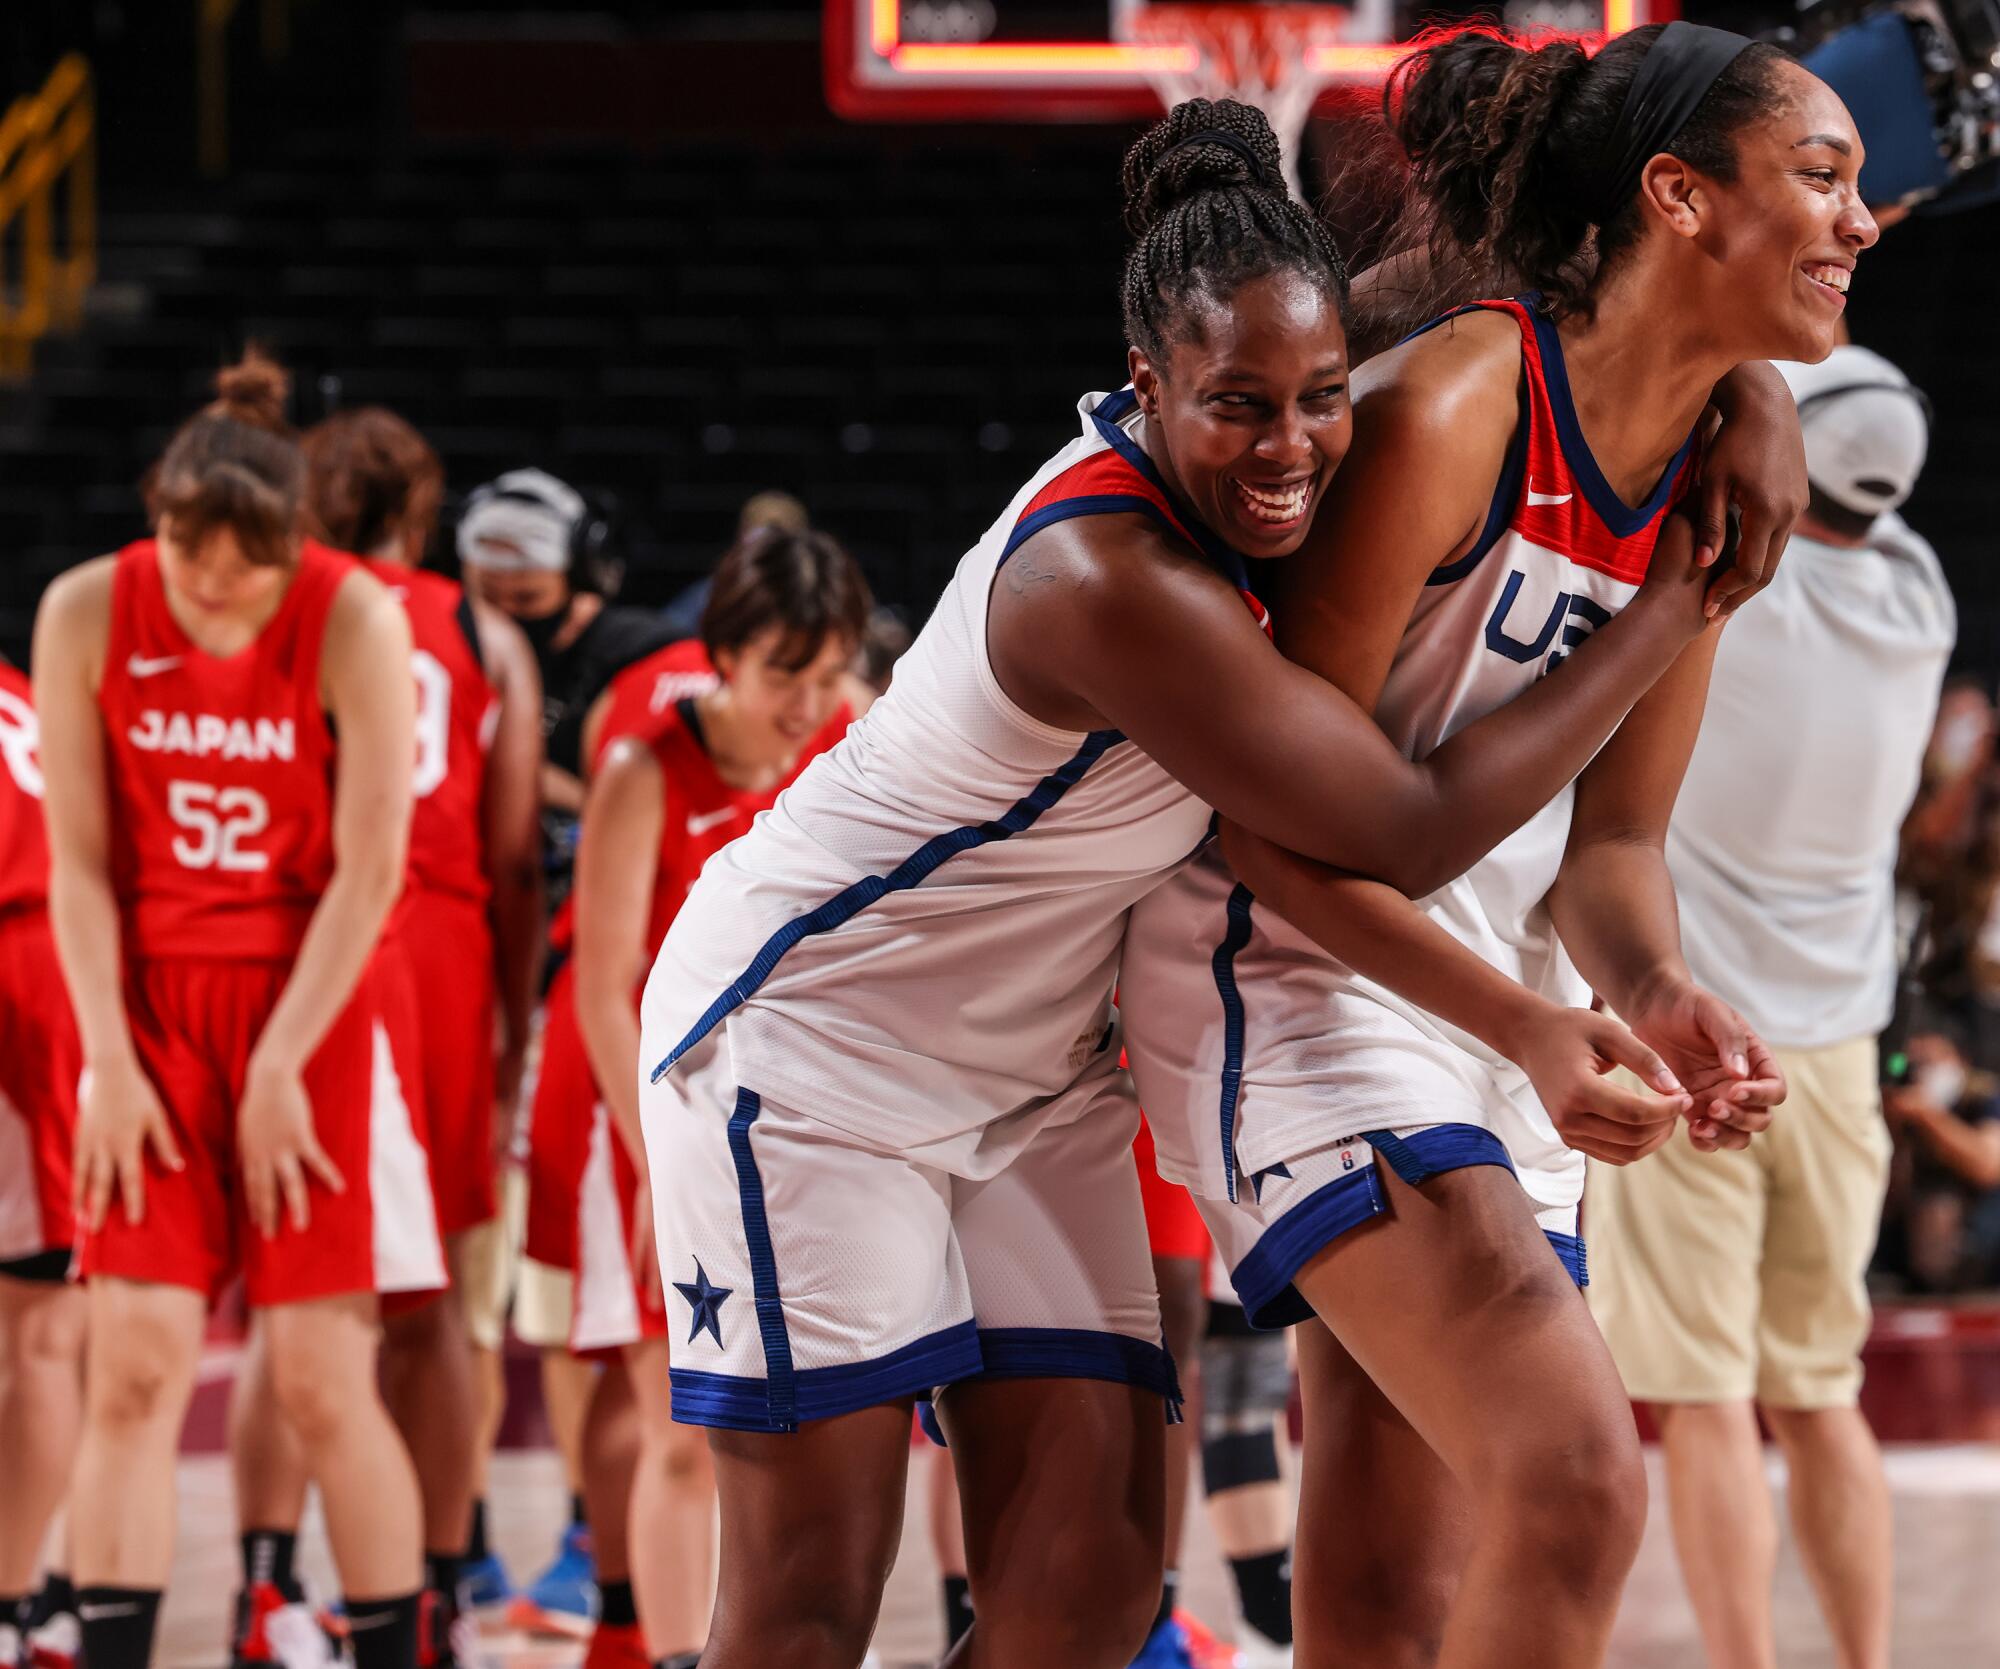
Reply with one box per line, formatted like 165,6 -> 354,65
592,638 -> 718,771
638,697 -> 850,956
100,539 -> 351,961
0,661 -> 49,918
369,561 -> 496,904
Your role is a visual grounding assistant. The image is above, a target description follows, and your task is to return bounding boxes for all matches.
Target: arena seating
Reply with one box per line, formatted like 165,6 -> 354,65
0,120 -> 1133,658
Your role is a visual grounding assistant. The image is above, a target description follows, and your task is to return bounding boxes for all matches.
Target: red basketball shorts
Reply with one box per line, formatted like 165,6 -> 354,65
0,907 -> 81,1263
79,956 -> 438,1308
396,889 -> 499,1237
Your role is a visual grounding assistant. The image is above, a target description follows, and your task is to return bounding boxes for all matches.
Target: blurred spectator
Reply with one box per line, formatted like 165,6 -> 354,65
1589,345 -> 1950,1669
1881,1020 -> 2000,1293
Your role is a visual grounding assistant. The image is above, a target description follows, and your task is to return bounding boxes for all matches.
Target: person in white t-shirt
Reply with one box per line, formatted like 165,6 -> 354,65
1588,343 -> 1952,1669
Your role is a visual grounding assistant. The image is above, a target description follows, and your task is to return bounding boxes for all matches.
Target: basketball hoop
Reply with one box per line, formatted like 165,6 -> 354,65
1114,2 -> 1387,196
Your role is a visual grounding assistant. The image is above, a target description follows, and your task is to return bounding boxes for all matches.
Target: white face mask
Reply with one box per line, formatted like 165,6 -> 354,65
1919,1061 -> 1968,1110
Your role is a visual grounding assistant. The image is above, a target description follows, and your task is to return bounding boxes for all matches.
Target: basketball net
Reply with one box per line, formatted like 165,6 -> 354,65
1115,2 -> 1386,198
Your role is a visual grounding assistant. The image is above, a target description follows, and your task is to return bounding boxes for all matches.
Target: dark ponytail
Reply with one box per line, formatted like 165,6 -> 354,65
146,346 -> 305,568
1386,24 -> 1789,318
1120,97 -> 1348,363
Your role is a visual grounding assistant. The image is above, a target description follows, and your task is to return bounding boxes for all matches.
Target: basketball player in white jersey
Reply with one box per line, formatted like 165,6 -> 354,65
637,95 -> 1791,1669
1124,26 -> 1874,1669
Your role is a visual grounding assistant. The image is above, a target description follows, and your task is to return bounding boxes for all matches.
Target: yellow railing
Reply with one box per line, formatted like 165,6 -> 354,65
0,55 -> 97,381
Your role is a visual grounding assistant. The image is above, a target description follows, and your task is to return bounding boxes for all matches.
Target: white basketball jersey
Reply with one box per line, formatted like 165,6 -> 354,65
1123,299 -> 1698,1209
642,388 -> 1266,1169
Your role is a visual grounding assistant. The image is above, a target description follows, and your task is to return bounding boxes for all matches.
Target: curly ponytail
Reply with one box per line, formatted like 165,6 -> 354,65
1120,97 -> 1348,363
145,346 -> 305,568
1386,24 -> 1790,317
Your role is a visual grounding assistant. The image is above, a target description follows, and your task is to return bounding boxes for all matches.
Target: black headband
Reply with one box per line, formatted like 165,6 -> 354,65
1166,127 -> 1268,182
1583,21 -> 1754,225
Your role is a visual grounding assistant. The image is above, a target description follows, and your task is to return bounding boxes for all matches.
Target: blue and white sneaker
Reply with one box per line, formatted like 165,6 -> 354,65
458,1554 -> 512,1612
505,1525 -> 595,1637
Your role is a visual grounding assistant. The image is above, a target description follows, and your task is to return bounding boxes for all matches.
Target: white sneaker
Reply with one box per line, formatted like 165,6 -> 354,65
25,1610 -> 80,1669
263,1604 -> 338,1669
1,1622 -> 23,1669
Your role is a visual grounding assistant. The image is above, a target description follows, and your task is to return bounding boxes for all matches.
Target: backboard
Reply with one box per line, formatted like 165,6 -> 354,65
825,0 -> 1667,123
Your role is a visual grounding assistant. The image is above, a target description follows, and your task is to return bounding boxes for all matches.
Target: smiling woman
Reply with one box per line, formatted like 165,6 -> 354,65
627,88 -> 1746,1669
1121,22 -> 1876,1669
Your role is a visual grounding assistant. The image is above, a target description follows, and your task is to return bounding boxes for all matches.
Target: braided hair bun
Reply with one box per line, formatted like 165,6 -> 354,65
1122,98 -> 1286,238
1120,98 -> 1347,362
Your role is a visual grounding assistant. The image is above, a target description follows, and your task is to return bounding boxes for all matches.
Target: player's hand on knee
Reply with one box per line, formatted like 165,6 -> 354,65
73,1054 -> 183,1230
238,1057 -> 346,1237
1514,1007 -> 1690,1166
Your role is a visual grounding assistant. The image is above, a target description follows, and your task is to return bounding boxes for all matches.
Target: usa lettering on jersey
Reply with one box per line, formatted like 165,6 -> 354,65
126,709 -> 297,762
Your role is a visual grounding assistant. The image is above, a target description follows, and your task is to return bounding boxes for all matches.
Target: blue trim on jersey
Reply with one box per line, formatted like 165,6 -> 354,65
726,1089 -> 797,1428
1427,377 -> 1532,587
669,1319 -> 984,1434
1546,1229 -> 1589,1289
960,1327 -> 1184,1412
650,729 -> 1125,1084
1088,389 -> 1251,587
1001,493 -> 1188,565
1523,303 -> 1696,538
1364,1122 -> 1515,1186
1211,884 -> 1256,1204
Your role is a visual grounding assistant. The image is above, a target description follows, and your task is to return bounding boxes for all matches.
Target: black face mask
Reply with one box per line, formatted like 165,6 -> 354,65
514,603 -> 569,661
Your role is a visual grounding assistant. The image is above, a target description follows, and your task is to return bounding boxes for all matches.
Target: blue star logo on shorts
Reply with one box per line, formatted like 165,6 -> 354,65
674,1259 -> 732,1348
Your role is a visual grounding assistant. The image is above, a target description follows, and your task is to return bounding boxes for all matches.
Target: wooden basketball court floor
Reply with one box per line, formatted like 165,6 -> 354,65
155,1441 -> 2000,1668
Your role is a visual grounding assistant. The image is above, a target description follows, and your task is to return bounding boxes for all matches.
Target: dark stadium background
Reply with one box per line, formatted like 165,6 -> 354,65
4,1 -> 1996,673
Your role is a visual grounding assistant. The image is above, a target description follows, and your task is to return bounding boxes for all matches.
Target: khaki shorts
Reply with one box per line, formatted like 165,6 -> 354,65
1587,1035 -> 1891,1410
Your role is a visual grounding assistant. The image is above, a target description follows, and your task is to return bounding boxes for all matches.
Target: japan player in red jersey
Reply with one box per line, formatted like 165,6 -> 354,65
32,353 -> 426,1669
532,526 -> 866,1669
220,406 -> 548,1666
0,657 -> 85,1665
309,407 -> 545,1653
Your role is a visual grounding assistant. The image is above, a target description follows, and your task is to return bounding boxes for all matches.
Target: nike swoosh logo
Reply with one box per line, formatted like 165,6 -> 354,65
79,1604 -> 142,1621
686,807 -> 739,837
345,1612 -> 398,1632
126,654 -> 183,678
1526,490 -> 1573,507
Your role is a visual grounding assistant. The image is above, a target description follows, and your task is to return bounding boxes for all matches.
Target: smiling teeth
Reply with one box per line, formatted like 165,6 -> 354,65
1235,479 -> 1310,522
1807,264 -> 1850,294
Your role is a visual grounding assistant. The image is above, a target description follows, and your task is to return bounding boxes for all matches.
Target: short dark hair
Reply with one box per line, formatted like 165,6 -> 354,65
701,526 -> 873,673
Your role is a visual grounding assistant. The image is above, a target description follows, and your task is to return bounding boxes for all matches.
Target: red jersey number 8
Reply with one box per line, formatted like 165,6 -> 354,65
413,650 -> 450,800
0,688 -> 44,799
168,780 -> 271,872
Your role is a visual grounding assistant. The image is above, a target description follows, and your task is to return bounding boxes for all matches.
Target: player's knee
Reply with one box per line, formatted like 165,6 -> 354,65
87,1328 -> 179,1430
1296,1549 -> 1452,1669
1486,1410 -> 1647,1586
264,1326 -> 374,1445
14,1287 -> 86,1372
716,1535 -> 890,1666
977,1520 -> 1160,1665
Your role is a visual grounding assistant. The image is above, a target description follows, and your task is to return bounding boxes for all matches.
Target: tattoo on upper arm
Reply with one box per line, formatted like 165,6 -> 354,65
1003,550 -> 1067,595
